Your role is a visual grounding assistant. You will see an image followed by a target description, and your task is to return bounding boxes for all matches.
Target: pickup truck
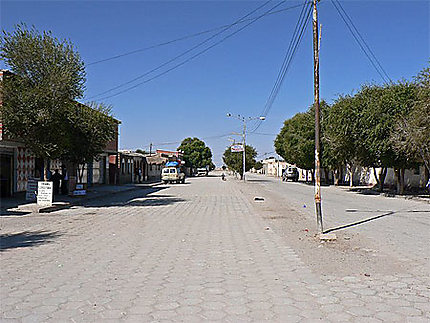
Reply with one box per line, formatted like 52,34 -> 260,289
162,167 -> 185,184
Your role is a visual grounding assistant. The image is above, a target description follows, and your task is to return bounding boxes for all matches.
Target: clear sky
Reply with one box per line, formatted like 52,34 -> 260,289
1,0 -> 429,165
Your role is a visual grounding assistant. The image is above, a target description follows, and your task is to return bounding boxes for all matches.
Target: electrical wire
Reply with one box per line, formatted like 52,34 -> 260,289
331,0 -> 392,84
86,3 -> 307,67
87,2 -> 308,101
250,0 -> 313,133
86,0 -> 274,100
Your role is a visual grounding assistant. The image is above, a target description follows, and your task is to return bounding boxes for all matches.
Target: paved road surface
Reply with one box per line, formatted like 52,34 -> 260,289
1,176 -> 429,322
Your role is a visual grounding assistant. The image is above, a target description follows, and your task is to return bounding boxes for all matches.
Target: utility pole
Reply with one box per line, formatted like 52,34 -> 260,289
242,122 -> 246,181
227,114 -> 265,181
313,0 -> 323,233
149,143 -> 153,156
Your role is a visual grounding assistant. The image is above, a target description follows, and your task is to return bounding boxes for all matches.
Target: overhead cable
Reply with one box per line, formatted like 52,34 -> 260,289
250,0 -> 313,133
331,0 -> 392,84
87,0 -> 274,100
86,3 -> 307,67
87,1 -> 307,101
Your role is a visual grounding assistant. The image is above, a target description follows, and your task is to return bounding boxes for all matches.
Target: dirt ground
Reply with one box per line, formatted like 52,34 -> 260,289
237,180 -> 416,279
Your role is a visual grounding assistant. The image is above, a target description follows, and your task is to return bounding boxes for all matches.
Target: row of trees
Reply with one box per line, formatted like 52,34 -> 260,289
275,65 -> 429,194
1,25 -> 118,181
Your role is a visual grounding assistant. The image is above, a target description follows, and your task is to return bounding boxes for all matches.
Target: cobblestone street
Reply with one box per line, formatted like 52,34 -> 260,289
1,176 -> 429,322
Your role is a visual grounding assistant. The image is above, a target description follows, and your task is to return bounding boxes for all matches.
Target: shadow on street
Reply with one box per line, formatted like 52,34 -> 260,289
0,230 -> 61,251
324,211 -> 395,233
0,209 -> 32,216
80,186 -> 187,208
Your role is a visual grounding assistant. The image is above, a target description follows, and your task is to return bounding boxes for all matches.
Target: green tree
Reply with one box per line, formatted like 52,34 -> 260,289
354,83 -> 418,193
61,102 -> 118,183
391,64 -> 430,187
135,149 -> 147,155
0,24 -> 86,179
254,161 -> 263,171
275,103 -> 328,171
223,144 -> 257,179
178,137 -> 213,169
323,95 -> 361,185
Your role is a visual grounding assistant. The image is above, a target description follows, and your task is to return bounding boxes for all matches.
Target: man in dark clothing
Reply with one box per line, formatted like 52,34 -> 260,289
51,169 -> 62,195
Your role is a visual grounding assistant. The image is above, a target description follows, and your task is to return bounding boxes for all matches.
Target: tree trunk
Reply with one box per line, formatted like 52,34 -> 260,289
378,167 -> 387,193
334,167 -> 340,186
43,159 -> 49,181
399,168 -> 405,195
78,164 -> 85,183
324,169 -> 330,185
373,167 -> 380,188
395,168 -> 400,194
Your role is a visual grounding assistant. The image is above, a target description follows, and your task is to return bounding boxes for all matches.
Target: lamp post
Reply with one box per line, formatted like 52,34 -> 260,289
227,114 -> 265,181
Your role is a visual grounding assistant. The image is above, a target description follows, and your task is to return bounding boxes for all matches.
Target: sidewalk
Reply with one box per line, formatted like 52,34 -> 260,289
0,180 -> 161,215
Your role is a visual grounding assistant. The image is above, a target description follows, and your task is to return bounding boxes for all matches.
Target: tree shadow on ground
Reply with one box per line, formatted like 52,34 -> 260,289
245,179 -> 274,183
0,230 -> 61,251
0,209 -> 32,216
80,187 -> 187,208
349,186 -> 430,198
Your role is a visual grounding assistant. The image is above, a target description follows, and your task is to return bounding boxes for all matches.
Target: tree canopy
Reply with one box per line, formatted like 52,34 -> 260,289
1,24 -> 117,181
178,137 -> 213,168
0,24 -> 86,161
223,144 -> 257,179
275,66 -> 428,194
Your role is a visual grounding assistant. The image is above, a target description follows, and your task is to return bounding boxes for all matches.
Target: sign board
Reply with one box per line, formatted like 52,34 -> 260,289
231,144 -> 244,152
26,178 -> 38,201
37,181 -> 53,206
72,190 -> 86,196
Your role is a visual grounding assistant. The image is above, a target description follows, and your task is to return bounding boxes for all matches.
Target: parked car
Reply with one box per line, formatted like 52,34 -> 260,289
162,167 -> 185,184
282,167 -> 299,182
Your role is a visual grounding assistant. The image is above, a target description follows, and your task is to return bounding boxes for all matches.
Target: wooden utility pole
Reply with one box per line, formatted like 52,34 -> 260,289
313,0 -> 323,233
242,121 -> 246,181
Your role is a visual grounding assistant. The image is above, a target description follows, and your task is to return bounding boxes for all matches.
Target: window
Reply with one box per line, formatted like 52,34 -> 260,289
170,168 -> 176,173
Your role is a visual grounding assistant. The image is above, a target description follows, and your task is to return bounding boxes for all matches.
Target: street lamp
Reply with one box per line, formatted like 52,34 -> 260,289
227,113 -> 265,181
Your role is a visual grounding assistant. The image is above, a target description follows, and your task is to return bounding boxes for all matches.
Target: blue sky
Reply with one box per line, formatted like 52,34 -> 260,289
1,0 -> 429,165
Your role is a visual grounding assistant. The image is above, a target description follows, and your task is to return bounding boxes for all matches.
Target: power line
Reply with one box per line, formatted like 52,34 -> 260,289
87,0 -> 274,100
152,133 -> 231,147
249,132 -> 278,136
250,0 -> 313,133
90,1 -> 297,101
331,0 -> 392,84
86,4 -> 307,67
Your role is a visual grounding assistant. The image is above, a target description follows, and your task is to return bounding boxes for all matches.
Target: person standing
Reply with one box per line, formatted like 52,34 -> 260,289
51,169 -> 62,195
61,167 -> 68,195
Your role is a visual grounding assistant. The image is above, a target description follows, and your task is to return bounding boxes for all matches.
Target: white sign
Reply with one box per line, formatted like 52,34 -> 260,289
26,178 -> 38,201
231,144 -> 244,152
37,181 -> 53,206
